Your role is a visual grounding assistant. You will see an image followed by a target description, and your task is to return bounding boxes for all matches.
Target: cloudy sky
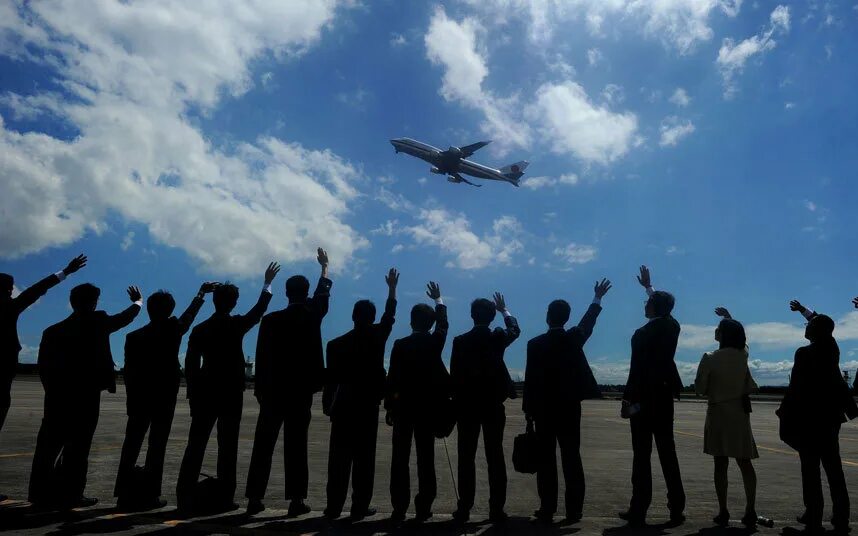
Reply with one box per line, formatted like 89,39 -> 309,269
2,0 -> 857,385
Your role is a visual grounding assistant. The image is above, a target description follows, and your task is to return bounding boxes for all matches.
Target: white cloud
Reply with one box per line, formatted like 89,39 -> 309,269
522,173 -> 579,190
659,116 -> 696,147
717,5 -> 791,99
553,243 -> 598,266
601,83 -> 625,104
120,231 -> 135,251
669,87 -> 691,107
390,33 -> 407,47
587,47 -> 603,66
391,244 -> 404,253
804,200 -> 817,212
375,187 -> 415,212
785,101 -> 796,110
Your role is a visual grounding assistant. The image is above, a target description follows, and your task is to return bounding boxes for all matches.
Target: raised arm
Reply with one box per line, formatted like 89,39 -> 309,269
177,282 -> 217,335
492,292 -> 520,347
13,254 -> 87,314
571,278 -> 611,344
853,297 -> 858,310
427,281 -> 448,348
309,249 -> 333,319
105,286 -> 143,333
239,262 -> 279,333
378,268 -> 399,335
790,299 -> 817,321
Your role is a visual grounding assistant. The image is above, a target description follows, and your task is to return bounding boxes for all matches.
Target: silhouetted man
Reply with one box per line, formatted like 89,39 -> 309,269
781,300 -> 858,533
1,254 -> 87,435
29,283 -> 142,508
524,280 -> 611,524
321,268 -> 398,521
450,292 -> 520,523
114,282 -> 217,510
246,249 -> 330,517
386,281 -> 449,523
619,266 -> 685,526
176,262 -> 279,512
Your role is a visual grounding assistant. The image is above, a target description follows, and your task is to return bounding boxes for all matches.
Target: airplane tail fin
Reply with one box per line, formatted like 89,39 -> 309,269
500,161 -> 529,184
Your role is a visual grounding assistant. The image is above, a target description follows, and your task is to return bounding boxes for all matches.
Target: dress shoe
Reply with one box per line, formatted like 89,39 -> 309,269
618,510 -> 645,527
452,509 -> 470,522
489,510 -> 509,524
563,512 -> 583,524
533,509 -> 554,523
287,500 -> 311,517
246,498 -> 265,516
390,510 -> 406,522
349,507 -> 376,521
414,510 -> 433,522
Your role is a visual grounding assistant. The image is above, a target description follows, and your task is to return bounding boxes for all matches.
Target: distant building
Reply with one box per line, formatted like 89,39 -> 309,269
245,357 -> 254,380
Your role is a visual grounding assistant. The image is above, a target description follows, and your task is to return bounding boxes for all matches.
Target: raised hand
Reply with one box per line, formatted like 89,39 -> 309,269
264,262 -> 281,285
594,278 -> 612,299
789,300 -> 806,313
426,281 -> 441,301
63,254 -> 88,275
199,281 -> 220,294
636,265 -> 651,288
385,268 -> 399,289
493,292 -> 507,313
853,297 -> 858,309
714,307 -> 732,319
317,248 -> 329,267
127,286 -> 142,303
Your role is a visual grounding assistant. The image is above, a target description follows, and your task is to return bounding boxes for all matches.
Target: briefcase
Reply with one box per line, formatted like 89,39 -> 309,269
512,420 -> 538,474
433,397 -> 457,439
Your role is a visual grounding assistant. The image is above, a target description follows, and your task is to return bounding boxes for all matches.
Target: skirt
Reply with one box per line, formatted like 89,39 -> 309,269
704,399 -> 759,459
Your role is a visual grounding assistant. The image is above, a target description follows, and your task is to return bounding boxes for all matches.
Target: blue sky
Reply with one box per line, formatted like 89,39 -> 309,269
1,1 -> 857,385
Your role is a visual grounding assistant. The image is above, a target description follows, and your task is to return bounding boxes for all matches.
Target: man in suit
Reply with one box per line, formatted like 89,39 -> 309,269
386,281 -> 449,523
782,300 -> 858,533
524,279 -> 611,524
1,254 -> 87,435
450,292 -> 520,523
29,282 -> 143,508
619,266 -> 685,526
245,249 -> 330,517
114,282 -> 218,510
176,262 -> 280,512
321,268 -> 398,521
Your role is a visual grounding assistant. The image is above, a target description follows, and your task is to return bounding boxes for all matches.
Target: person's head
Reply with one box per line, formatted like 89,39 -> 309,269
0,273 -> 12,301
470,298 -> 496,327
352,299 -> 376,327
645,290 -> 675,319
212,283 -> 239,313
546,299 -> 571,328
147,290 -> 176,321
716,319 -> 746,350
70,283 -> 100,313
805,314 -> 835,342
285,275 -> 310,302
411,303 -> 436,332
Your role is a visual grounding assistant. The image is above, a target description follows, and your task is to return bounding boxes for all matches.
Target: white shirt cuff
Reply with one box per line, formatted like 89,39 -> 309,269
55,271 -> 67,282
434,297 -> 444,305
502,309 -> 512,317
592,296 -> 602,305
645,286 -> 655,296
133,300 -> 143,307
801,308 -> 815,320
262,283 -> 272,294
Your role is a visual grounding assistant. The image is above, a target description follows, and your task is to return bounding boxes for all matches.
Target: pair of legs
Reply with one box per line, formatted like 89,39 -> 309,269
0,373 -> 12,434
390,411 -> 436,516
114,399 -> 176,502
535,404 -> 583,518
799,424 -> 849,529
456,404 -> 507,516
712,457 -> 756,519
628,409 -> 686,519
245,398 -> 313,504
325,405 -> 379,516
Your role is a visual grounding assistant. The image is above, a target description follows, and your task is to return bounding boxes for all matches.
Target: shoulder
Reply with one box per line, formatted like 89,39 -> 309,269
528,333 -> 548,346
127,325 -> 147,339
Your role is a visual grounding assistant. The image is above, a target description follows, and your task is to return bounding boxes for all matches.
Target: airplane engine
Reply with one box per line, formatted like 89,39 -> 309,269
447,146 -> 462,157
447,175 -> 462,183
430,166 -> 444,174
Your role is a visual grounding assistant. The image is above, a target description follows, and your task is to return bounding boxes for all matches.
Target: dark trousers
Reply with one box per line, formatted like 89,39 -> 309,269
799,424 -> 849,527
0,374 -> 12,433
29,389 -> 101,503
628,409 -> 685,516
114,399 -> 176,499
536,404 -> 584,516
390,411 -> 436,514
325,405 -> 380,514
176,392 -> 243,503
245,398 -> 313,501
457,404 -> 507,513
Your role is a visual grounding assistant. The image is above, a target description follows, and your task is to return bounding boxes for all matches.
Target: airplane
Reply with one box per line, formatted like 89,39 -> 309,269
390,137 -> 529,187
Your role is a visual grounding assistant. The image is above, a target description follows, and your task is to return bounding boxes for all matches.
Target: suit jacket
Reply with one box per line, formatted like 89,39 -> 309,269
523,303 -> 601,419
254,277 -> 332,407
185,290 -> 272,401
385,303 -> 450,416
323,298 -> 396,416
623,315 -> 682,409
1,273 -> 62,377
450,315 -> 520,411
123,296 -> 205,414
38,305 -> 141,395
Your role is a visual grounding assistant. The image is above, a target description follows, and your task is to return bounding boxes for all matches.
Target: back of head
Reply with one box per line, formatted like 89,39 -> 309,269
0,273 -> 12,300
470,298 -> 496,326
285,275 -> 310,302
807,314 -> 836,344
546,299 -> 571,328
352,299 -> 377,327
717,319 -> 746,351
213,283 -> 239,313
147,290 -> 176,321
648,290 -> 675,318
70,283 -> 100,313
411,303 -> 436,332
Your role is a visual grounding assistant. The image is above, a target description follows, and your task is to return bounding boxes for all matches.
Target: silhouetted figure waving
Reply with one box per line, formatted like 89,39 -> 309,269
29,283 -> 142,509
321,268 -> 398,521
176,263 -> 279,512
619,266 -> 685,527
386,281 -> 449,523
451,292 -> 520,523
114,282 -> 218,511
779,300 -> 858,533
525,279 -> 610,524
245,250 -> 330,518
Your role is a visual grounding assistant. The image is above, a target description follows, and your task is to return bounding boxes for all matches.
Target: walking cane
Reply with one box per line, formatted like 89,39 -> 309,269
442,437 -> 459,503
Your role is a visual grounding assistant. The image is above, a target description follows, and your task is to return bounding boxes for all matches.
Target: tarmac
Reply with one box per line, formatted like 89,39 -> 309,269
2,377 -> 858,535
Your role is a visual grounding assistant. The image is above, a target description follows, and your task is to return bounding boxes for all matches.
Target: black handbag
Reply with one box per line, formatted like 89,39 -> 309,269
433,397 -> 456,439
777,402 -> 801,451
512,420 -> 538,474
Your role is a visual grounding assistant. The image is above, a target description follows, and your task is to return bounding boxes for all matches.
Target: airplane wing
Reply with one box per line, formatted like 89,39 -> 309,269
450,172 -> 482,187
459,141 -> 491,158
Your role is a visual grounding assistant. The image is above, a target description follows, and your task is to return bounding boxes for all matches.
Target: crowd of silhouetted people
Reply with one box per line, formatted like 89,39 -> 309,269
1,253 -> 857,534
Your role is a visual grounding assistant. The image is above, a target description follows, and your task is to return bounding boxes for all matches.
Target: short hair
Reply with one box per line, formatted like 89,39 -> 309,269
286,275 -> 310,300
471,298 -> 496,326
547,299 -> 571,327
648,290 -> 675,317
0,273 -> 12,295
717,319 -> 746,351
353,299 -> 376,326
411,303 -> 436,332
147,290 -> 176,320
70,283 -> 100,312
808,314 -> 835,340
213,283 -> 239,312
